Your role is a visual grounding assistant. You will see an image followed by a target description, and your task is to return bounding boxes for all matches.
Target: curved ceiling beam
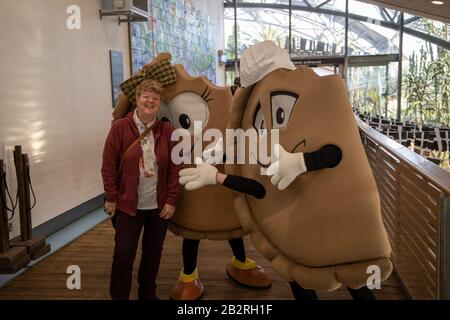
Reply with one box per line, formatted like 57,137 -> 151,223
224,2 -> 450,50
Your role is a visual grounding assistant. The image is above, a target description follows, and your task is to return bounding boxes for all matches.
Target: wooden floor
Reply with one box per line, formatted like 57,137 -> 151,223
0,220 -> 407,300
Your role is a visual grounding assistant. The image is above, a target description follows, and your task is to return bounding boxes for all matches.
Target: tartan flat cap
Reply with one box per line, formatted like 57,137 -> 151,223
120,59 -> 176,107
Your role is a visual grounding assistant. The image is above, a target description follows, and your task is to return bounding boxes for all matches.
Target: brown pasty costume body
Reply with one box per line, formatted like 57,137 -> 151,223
161,65 -> 244,240
226,41 -> 392,291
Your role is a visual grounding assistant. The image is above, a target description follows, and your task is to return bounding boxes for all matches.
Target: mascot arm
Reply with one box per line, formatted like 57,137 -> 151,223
304,144 -> 342,171
267,143 -> 342,190
179,159 -> 265,198
222,175 -> 266,199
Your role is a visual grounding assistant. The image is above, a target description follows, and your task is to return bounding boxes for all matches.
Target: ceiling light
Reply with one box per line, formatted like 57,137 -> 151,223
431,1 -> 444,5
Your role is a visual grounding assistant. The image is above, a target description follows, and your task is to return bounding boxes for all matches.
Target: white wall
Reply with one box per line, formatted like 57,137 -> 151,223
188,0 -> 225,85
0,0 -> 130,238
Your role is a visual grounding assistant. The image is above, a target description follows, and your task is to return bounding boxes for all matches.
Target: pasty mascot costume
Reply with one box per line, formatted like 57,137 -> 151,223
179,41 -> 392,300
160,64 -> 271,300
112,55 -> 271,300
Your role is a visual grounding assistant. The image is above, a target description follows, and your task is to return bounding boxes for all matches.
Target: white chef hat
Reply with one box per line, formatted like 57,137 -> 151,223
239,40 -> 295,88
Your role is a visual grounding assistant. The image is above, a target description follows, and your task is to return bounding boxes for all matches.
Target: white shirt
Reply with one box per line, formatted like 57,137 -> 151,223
133,111 -> 158,210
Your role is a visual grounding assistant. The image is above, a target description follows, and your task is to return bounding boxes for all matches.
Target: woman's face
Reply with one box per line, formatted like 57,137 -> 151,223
136,90 -> 161,122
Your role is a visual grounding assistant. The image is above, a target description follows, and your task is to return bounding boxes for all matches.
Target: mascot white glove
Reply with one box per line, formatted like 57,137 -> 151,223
179,158 -> 218,190
266,144 -> 307,190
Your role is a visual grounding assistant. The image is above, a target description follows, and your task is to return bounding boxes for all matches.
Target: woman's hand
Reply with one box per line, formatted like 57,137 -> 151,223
160,203 -> 176,219
104,201 -> 117,216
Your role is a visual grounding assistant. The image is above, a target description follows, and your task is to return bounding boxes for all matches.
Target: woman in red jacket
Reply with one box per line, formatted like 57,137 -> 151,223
101,79 -> 181,300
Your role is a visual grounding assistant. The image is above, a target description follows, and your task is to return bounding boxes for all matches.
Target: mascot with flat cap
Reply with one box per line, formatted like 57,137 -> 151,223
161,64 -> 271,300
179,41 -> 392,300
113,53 -> 271,300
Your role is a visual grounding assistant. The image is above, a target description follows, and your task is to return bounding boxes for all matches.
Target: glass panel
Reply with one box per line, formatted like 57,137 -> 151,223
404,13 -> 450,45
292,0 -> 346,12
347,62 -> 399,120
224,8 -> 237,60
237,0 -> 289,4
291,11 -> 346,56
347,21 -> 400,55
236,8 -> 289,57
226,70 -> 236,86
402,32 -> 450,127
349,0 -> 399,22
348,0 -> 400,55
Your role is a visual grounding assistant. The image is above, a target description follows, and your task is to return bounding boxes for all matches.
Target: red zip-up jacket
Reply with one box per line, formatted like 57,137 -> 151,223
101,112 -> 181,216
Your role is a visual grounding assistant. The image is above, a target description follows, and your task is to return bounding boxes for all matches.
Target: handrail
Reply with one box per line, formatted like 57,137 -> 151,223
356,115 -> 450,299
356,116 -> 450,195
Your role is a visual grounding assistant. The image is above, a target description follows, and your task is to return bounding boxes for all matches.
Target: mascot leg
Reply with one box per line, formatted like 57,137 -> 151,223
289,282 -> 376,300
226,238 -> 272,288
228,238 -> 246,262
347,286 -> 375,300
170,239 -> 204,300
289,282 -> 318,301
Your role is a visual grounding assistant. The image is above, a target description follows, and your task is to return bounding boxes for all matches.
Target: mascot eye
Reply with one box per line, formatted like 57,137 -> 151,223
157,100 -> 173,124
179,114 -> 191,129
253,103 -> 266,136
276,108 -> 285,124
270,92 -> 299,129
168,92 -> 209,133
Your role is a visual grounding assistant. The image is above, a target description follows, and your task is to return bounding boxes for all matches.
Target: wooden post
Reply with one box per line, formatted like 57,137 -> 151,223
10,146 -> 50,261
440,195 -> 450,299
0,160 -> 10,253
0,158 -> 30,274
13,146 -> 28,241
21,154 -> 32,240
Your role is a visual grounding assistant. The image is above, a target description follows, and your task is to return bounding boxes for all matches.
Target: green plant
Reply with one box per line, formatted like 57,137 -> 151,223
240,24 -> 286,47
402,20 -> 449,126
349,65 -> 397,119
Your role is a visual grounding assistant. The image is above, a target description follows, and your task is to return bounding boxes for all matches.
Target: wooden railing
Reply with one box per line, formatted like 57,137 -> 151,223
357,117 -> 450,300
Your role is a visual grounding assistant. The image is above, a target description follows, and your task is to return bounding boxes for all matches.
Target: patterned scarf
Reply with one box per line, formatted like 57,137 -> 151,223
133,111 -> 157,177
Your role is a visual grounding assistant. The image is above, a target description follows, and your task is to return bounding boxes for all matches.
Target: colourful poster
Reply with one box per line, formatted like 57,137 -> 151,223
131,0 -> 216,83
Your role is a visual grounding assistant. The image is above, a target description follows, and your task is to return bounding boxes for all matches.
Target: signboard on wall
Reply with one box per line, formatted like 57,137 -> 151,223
109,50 -> 124,108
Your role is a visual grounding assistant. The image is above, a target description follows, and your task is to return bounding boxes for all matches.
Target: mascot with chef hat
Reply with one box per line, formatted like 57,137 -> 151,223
179,41 -> 393,300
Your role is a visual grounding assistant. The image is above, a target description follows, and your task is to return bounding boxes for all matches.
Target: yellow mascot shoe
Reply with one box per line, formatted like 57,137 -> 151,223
226,257 -> 272,288
170,268 -> 204,300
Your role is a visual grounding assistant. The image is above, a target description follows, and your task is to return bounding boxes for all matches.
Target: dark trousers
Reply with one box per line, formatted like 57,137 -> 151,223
110,209 -> 168,300
289,282 -> 376,300
182,238 -> 247,275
